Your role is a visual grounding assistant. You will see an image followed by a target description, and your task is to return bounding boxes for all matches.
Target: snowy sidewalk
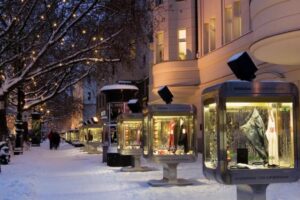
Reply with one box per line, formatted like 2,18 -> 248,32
0,141 -> 300,200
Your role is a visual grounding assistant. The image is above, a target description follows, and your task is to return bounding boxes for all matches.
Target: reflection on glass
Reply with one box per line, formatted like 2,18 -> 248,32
152,116 -> 194,156
204,103 -> 218,169
143,116 -> 149,155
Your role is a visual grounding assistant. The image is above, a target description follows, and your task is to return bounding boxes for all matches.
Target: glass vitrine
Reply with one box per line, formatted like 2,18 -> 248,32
143,104 -> 197,186
117,113 -> 143,156
202,81 -> 300,185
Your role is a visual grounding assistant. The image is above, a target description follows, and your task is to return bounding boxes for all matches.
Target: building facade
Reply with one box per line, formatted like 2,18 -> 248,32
150,0 -> 300,148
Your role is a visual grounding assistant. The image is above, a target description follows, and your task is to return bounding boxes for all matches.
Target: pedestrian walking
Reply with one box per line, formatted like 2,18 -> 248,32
52,132 -> 60,150
48,130 -> 54,150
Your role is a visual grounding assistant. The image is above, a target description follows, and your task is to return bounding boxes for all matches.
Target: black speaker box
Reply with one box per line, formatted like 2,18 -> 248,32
158,86 -> 173,104
227,51 -> 257,81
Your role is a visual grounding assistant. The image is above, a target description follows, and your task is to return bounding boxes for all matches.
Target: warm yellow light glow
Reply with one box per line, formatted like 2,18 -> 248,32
40,15 -> 45,20
92,117 -> 99,123
53,22 -> 57,27
82,30 -> 86,34
226,102 -> 293,108
92,37 -> 97,41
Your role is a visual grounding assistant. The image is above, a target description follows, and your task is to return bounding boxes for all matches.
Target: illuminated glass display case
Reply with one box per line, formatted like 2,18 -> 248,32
117,113 -> 153,172
202,81 -> 300,199
79,125 -> 103,154
117,113 -> 143,156
143,104 -> 197,186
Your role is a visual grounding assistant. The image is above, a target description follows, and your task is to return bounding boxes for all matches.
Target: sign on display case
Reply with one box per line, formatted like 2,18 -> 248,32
117,113 -> 153,172
143,104 -> 197,186
202,80 -> 300,200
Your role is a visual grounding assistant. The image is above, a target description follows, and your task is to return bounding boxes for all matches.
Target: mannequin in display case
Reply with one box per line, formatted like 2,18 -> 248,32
136,125 -> 141,146
168,120 -> 176,153
178,118 -> 188,153
265,108 -> 279,166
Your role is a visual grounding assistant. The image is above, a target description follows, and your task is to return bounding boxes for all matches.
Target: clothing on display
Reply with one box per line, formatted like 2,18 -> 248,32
265,109 -> 279,165
240,108 -> 268,163
168,120 -> 176,152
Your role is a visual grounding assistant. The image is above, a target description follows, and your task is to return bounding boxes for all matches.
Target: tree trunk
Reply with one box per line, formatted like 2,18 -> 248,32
0,95 -> 8,141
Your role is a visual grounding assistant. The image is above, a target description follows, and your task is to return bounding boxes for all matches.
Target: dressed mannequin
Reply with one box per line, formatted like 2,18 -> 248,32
136,126 -> 141,146
178,118 -> 188,153
265,109 -> 279,166
168,120 -> 176,152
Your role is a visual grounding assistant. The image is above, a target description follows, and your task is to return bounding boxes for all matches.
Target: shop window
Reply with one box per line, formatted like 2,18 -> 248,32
156,31 -> 164,63
178,29 -> 187,60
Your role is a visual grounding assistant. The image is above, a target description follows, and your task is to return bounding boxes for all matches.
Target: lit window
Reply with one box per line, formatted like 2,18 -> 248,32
156,31 -> 164,63
209,18 -> 216,51
203,18 -> 216,55
178,29 -> 187,60
223,0 -> 242,44
232,1 -> 241,39
224,6 -> 233,44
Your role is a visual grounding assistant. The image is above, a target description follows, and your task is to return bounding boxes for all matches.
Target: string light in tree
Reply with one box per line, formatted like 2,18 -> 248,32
82,30 -> 86,34
92,37 -> 97,41
53,22 -> 57,27
40,15 -> 45,20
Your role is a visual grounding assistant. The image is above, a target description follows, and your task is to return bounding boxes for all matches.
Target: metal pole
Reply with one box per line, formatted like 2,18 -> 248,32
237,184 -> 268,200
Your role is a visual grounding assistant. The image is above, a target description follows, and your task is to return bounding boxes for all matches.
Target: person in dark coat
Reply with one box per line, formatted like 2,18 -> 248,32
48,130 -> 54,150
52,132 -> 60,150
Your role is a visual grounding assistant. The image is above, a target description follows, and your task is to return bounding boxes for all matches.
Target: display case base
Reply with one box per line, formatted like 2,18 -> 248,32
148,163 -> 194,187
237,184 -> 268,200
120,166 -> 155,172
148,178 -> 193,186
107,153 -> 132,167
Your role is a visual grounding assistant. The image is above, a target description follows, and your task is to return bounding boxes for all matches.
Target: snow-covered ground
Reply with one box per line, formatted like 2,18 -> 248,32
1,141 -> 300,200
